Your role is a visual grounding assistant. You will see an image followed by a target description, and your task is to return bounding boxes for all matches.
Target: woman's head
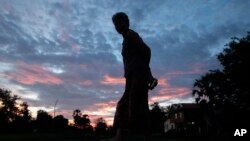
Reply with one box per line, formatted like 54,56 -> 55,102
112,12 -> 129,35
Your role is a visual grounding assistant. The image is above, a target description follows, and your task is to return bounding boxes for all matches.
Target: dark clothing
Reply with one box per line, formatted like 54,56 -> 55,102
113,29 -> 151,133
113,71 -> 150,132
122,29 -> 151,78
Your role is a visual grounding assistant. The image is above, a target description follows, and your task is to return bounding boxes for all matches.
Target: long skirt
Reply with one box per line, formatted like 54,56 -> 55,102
113,72 -> 150,133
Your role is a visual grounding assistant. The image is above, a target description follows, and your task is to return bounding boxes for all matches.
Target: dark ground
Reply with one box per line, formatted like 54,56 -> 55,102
0,133 -> 229,141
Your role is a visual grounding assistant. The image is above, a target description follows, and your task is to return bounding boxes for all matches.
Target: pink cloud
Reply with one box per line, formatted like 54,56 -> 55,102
6,61 -> 63,85
158,87 -> 190,96
158,78 -> 170,86
94,100 -> 117,107
149,77 -> 191,104
101,75 -> 125,85
44,77 -> 191,126
82,100 -> 117,126
149,90 -> 189,105
166,66 -> 206,78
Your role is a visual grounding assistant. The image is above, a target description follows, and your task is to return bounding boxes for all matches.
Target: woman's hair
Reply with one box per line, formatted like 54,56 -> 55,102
112,12 -> 129,27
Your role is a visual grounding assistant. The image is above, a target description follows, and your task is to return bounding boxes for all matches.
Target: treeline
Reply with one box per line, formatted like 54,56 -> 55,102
192,32 -> 250,137
0,88 -> 166,135
0,89 -> 32,133
0,88 -> 112,135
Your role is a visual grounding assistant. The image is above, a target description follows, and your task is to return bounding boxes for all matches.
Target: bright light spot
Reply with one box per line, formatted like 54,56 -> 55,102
1,83 -> 40,101
0,62 -> 14,72
0,101 -> 3,108
159,97 -> 195,107
22,93 -> 39,101
45,65 -> 65,74
29,106 -> 54,118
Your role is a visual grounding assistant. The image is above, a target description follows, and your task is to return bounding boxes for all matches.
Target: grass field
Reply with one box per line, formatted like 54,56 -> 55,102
0,133 -> 95,141
0,133 -> 216,141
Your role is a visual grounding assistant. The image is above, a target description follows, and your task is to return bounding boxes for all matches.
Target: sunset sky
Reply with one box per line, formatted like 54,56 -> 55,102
1,0 -> 250,125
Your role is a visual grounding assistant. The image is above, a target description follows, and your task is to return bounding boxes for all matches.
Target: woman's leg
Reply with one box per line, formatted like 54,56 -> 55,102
129,72 -> 150,134
110,78 -> 131,141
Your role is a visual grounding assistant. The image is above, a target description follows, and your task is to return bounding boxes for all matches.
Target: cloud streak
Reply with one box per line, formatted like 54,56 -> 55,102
5,61 -> 63,85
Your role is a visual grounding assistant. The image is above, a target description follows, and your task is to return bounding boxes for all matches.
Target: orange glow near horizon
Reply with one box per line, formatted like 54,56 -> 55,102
101,75 -> 125,85
82,100 -> 117,126
25,76 -> 192,127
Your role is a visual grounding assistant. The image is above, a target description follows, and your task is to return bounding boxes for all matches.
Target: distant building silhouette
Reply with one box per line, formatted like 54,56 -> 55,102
164,103 -> 208,136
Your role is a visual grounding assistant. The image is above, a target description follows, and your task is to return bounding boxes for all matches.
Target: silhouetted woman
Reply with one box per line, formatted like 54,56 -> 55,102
109,12 -> 158,141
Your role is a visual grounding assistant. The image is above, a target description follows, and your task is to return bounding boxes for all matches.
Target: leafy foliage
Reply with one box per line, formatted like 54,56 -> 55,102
0,89 -> 20,124
192,32 -> 250,135
193,32 -> 250,110
94,117 -> 108,135
36,110 -> 53,132
72,109 -> 93,132
0,88 -> 32,132
53,115 -> 69,132
150,102 -> 166,133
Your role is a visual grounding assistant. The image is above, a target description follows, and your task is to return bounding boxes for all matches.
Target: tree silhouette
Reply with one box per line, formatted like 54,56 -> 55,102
192,32 -> 250,136
0,88 -> 20,132
217,35 -> 250,110
0,88 -> 34,132
73,109 -> 81,117
73,109 -> 91,130
0,89 -> 20,123
36,110 -> 53,132
53,115 -> 69,132
193,70 -> 230,107
150,102 -> 166,134
73,109 -> 82,128
19,102 -> 31,120
13,102 -> 32,132
94,117 -> 107,135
